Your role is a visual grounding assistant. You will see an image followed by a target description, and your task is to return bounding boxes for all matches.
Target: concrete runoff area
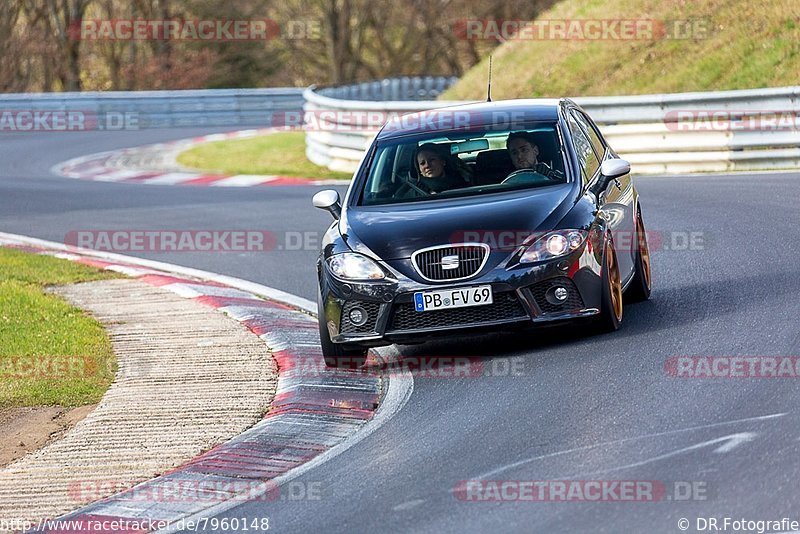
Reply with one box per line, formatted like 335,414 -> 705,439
0,278 -> 277,525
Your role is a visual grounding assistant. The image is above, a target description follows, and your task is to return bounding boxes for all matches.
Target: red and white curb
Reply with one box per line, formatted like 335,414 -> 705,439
51,129 -> 346,188
0,232 -> 412,534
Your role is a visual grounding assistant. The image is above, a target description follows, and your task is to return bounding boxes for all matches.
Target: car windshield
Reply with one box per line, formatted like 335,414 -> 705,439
358,122 -> 567,206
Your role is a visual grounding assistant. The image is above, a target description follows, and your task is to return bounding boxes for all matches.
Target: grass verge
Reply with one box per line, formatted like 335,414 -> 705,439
0,247 -> 121,408
177,131 -> 352,180
443,0 -> 800,99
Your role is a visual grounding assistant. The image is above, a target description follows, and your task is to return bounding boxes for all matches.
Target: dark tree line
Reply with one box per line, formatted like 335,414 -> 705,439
0,0 -> 554,92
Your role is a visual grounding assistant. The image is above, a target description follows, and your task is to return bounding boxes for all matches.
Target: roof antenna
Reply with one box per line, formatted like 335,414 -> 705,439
486,55 -> 493,102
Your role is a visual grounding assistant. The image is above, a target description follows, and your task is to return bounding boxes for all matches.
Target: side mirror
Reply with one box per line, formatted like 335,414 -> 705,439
590,159 -> 631,197
312,189 -> 342,220
600,158 -> 630,180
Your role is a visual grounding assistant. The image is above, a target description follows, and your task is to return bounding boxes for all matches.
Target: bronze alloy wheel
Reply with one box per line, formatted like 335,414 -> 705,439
637,213 -> 652,291
624,209 -> 653,303
606,241 -> 623,322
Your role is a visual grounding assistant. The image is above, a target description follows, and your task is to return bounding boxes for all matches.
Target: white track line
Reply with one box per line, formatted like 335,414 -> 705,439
139,172 -> 201,185
209,174 -> 277,187
91,170 -> 149,182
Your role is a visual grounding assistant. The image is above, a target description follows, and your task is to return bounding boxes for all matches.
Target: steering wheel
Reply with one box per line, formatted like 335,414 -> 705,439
501,167 -> 564,185
501,169 -> 543,185
392,172 -> 429,197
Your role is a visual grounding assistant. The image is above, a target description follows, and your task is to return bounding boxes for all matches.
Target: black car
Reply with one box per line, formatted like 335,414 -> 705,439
312,99 -> 651,367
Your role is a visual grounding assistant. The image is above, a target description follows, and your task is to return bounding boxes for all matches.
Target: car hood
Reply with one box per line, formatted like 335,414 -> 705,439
343,185 -> 576,260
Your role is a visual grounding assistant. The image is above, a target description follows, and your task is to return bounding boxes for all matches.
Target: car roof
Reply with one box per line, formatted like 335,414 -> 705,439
376,98 -> 567,141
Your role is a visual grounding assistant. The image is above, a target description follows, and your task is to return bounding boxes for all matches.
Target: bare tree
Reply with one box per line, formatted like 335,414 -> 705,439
0,2 -> 25,92
2,0 -> 557,92
270,0 -> 555,86
42,0 -> 91,90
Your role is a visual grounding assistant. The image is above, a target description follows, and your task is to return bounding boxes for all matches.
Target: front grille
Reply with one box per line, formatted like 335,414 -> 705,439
412,244 -> 489,281
530,277 -> 584,314
389,292 -> 527,332
340,300 -> 382,334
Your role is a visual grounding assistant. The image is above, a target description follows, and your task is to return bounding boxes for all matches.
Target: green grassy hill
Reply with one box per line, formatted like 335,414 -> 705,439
443,0 -> 799,100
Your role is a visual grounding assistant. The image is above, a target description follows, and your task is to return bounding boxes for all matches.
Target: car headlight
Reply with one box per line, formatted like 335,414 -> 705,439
519,230 -> 588,263
327,253 -> 386,280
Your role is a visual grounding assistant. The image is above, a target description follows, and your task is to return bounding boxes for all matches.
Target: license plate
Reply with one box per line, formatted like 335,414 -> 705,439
414,285 -> 493,312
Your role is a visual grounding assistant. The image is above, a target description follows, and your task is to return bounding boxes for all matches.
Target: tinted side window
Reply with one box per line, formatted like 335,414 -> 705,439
567,114 -> 601,181
573,111 -> 606,159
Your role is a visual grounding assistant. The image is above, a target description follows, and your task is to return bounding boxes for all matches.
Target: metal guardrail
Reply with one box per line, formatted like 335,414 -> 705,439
0,88 -> 304,129
316,76 -> 460,101
304,81 -> 800,175
3,83 -> 795,175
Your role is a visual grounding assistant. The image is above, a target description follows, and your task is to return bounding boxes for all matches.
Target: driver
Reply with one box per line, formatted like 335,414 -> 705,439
506,132 -> 562,180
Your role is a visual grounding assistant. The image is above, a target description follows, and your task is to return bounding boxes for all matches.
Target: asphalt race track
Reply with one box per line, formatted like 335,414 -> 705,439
3,128 -> 800,533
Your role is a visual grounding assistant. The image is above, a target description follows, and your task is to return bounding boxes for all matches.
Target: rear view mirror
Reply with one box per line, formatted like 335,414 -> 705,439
450,139 -> 490,155
312,189 -> 342,220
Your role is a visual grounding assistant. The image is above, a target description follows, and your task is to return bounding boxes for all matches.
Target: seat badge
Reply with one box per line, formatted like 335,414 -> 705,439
441,255 -> 460,270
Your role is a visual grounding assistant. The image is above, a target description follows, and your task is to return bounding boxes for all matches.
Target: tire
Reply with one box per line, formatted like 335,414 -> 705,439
317,291 -> 368,369
625,209 -> 652,303
596,237 -> 624,332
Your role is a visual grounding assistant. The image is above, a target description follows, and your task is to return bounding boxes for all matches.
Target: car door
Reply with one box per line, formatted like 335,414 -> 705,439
567,109 -> 636,278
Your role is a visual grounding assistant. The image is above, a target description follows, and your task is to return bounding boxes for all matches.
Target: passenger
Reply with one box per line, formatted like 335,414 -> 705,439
505,132 -> 561,179
399,143 -> 468,197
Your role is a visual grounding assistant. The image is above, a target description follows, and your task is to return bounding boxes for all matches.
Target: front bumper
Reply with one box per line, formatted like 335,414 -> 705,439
319,239 -> 604,347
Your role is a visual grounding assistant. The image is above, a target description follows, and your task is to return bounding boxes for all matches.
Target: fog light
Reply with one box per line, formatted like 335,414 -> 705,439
545,285 -> 570,306
348,306 -> 368,326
